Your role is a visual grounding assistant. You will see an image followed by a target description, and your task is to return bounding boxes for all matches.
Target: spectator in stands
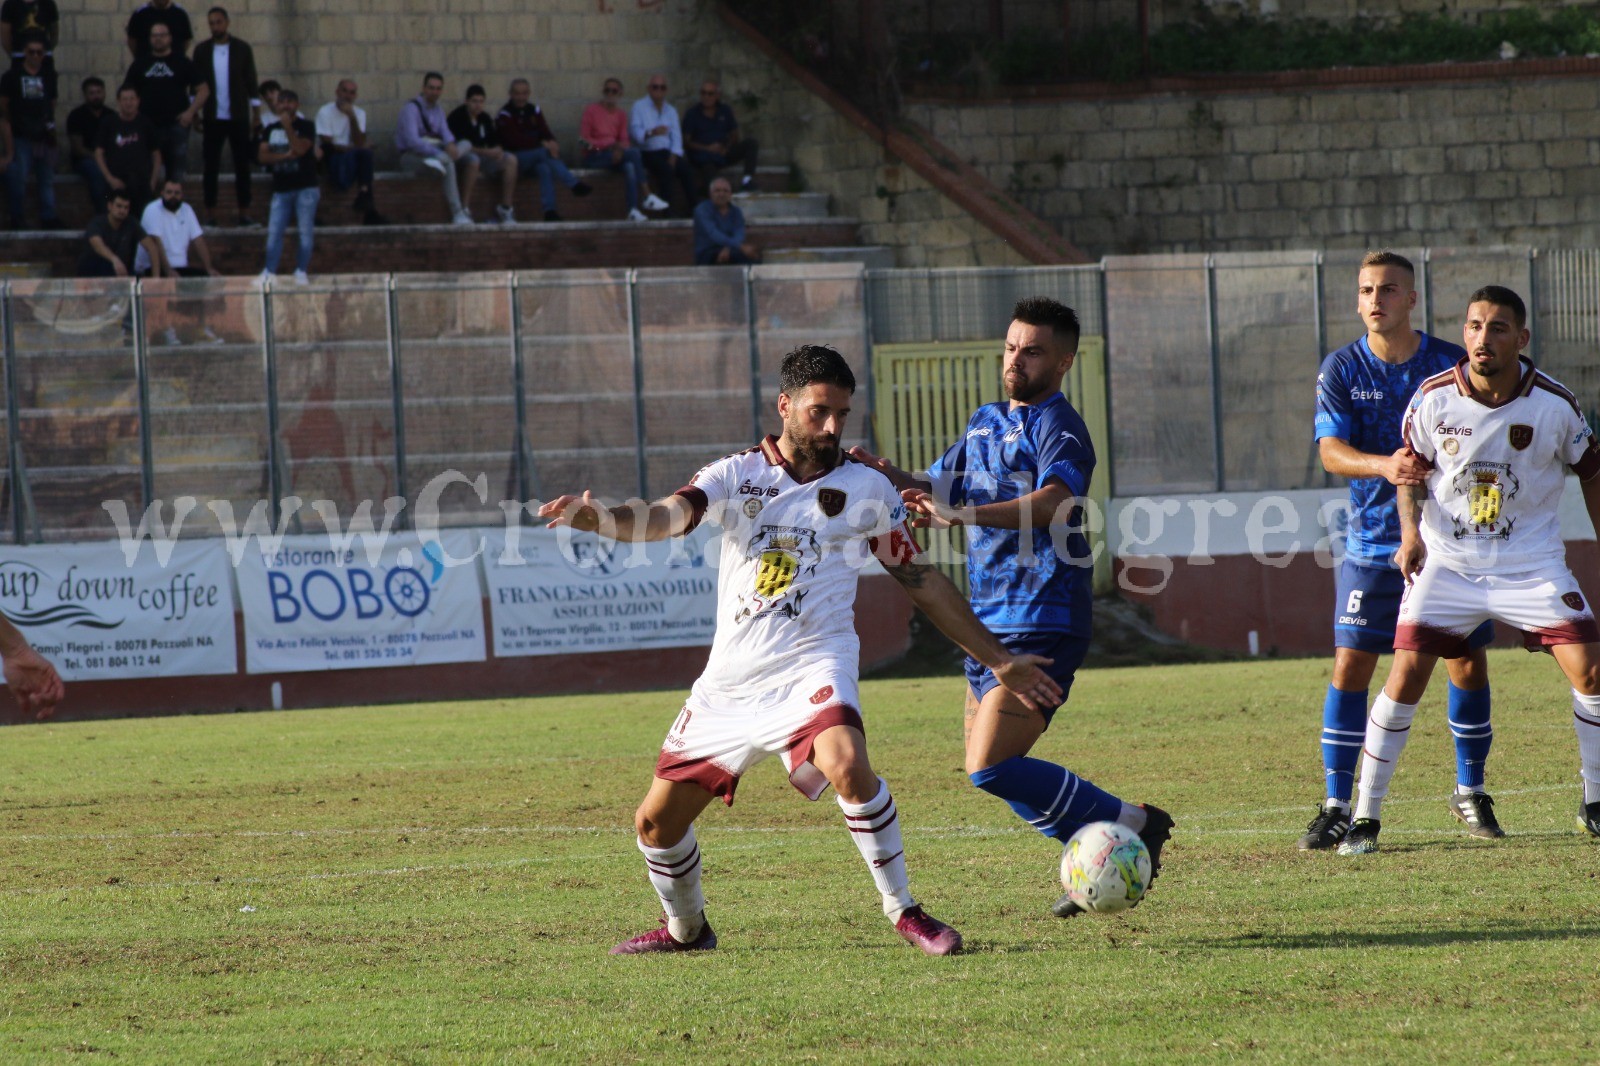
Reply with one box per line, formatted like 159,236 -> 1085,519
316,78 -> 385,224
448,83 -> 516,223
396,71 -> 474,226
95,84 -> 161,212
630,73 -> 695,217
683,79 -> 758,193
580,76 -> 665,223
134,175 -> 218,278
0,35 -> 60,229
122,22 -> 206,182
256,77 -> 278,127
257,88 -> 317,283
77,188 -> 155,276
1,0 -> 57,70
692,176 -> 758,266
193,5 -> 258,227
67,76 -> 109,213
497,77 -> 589,223
126,0 -> 193,57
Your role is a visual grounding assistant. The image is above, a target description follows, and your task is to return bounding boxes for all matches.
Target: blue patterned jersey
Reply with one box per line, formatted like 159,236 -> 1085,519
1313,331 -> 1467,568
926,391 -> 1093,637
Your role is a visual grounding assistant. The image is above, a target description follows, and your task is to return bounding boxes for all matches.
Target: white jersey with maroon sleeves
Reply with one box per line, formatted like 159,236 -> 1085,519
674,436 -> 919,694
1402,357 -> 1600,574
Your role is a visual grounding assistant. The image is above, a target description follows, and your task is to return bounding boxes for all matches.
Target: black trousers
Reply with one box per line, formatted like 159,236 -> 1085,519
202,117 -> 254,211
641,149 -> 699,216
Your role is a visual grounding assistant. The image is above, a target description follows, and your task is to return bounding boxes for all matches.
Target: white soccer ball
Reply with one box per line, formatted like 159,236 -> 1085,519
1060,821 -> 1152,914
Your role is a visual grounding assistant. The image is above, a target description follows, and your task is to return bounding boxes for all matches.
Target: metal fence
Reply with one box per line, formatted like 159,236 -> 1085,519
3,252 -> 1595,543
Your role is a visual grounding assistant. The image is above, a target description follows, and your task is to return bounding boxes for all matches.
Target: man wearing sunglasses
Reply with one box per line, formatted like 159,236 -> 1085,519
682,79 -> 758,195
629,74 -> 695,217
579,77 -> 665,222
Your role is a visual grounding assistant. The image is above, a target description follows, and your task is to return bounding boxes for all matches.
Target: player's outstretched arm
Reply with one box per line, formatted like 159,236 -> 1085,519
1394,481 -> 1428,581
902,481 -> 1074,531
847,446 -> 930,494
880,552 -> 1063,712
537,490 -> 695,543
0,615 -> 64,722
1318,438 -> 1428,486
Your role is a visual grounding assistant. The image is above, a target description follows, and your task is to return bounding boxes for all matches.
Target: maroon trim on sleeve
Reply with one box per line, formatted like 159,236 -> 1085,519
1571,444 -> 1600,482
674,486 -> 709,532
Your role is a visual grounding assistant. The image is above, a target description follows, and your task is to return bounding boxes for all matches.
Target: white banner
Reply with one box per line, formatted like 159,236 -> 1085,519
0,540 -> 236,681
238,529 -> 486,674
482,526 -> 719,657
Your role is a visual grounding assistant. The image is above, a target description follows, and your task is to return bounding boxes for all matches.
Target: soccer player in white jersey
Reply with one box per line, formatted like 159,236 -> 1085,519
1339,285 -> 1600,855
539,345 -> 1065,955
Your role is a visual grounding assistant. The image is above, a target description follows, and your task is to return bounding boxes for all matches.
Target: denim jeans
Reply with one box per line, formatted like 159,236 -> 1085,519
583,147 -> 643,210
75,154 -> 109,215
6,138 -> 58,226
265,186 -> 320,274
326,147 -> 375,192
512,147 -> 576,211
157,122 -> 191,182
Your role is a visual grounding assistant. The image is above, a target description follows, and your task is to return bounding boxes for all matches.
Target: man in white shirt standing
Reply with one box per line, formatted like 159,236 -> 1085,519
1340,285 -> 1600,855
192,6 -> 258,227
316,78 -> 385,225
629,74 -> 695,217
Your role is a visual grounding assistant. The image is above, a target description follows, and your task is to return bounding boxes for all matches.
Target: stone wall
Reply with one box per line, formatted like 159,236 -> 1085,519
906,72 -> 1600,255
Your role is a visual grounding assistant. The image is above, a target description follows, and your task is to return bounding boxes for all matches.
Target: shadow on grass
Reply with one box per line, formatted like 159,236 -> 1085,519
1203,922 -> 1600,951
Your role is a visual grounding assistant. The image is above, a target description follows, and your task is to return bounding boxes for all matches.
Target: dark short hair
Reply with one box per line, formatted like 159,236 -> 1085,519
423,71 -> 444,86
779,345 -> 856,396
117,84 -> 139,97
1012,296 -> 1080,352
465,84 -> 486,99
83,76 -> 105,92
278,89 -> 298,105
1361,249 -> 1415,280
1468,285 -> 1527,328
258,79 -> 280,95
108,189 -> 133,205
208,5 -> 228,18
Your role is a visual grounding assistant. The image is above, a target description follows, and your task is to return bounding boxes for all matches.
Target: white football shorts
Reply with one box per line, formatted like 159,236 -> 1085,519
1395,557 -> 1600,655
653,659 -> 863,806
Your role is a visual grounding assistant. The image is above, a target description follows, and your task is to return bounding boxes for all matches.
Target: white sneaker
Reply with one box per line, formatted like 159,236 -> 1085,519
453,210 -> 474,226
257,269 -> 273,285
159,326 -> 181,346
422,156 -> 448,174
200,325 -> 224,343
292,270 -> 310,285
627,207 -> 648,222
495,204 -> 515,224
642,193 -> 669,211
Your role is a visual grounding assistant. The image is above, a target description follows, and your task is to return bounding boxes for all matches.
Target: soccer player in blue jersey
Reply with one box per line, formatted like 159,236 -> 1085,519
1302,251 -> 1497,850
853,297 -> 1173,918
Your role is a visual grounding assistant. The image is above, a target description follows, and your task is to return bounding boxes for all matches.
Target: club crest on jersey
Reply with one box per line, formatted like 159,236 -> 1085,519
742,497 -> 764,518
1450,461 -> 1520,541
817,488 -> 847,518
1442,438 -> 1459,456
1563,592 -> 1586,613
1508,424 -> 1533,450
809,685 -> 834,705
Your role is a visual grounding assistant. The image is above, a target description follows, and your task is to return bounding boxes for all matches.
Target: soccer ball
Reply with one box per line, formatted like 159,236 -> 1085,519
1060,821 -> 1151,914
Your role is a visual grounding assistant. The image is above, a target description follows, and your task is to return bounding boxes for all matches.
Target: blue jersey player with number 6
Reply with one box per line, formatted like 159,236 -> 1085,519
1304,251 -> 1497,850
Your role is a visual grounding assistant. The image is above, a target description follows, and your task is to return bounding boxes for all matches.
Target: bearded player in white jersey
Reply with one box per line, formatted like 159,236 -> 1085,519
1339,285 -> 1600,856
539,345 -> 1064,955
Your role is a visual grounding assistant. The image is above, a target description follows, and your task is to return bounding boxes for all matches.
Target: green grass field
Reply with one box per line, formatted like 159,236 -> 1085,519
4,649 -> 1599,1063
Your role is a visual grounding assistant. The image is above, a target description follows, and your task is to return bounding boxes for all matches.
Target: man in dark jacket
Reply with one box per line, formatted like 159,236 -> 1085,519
192,5 -> 257,226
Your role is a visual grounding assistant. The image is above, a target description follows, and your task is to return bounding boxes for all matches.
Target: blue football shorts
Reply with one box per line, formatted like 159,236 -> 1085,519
964,630 -> 1090,726
1334,559 -> 1493,656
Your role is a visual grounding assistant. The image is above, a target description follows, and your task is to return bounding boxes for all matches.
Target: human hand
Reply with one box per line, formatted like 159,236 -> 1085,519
1395,537 -> 1426,583
715,247 -> 731,264
3,643 -> 64,722
1382,448 -> 1428,487
992,654 -> 1062,714
537,491 -> 613,536
901,488 -> 961,528
610,145 -> 622,164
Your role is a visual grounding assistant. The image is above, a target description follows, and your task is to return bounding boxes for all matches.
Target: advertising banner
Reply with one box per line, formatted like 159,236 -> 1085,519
481,527 -> 718,657
237,529 -> 485,674
0,540 -> 236,680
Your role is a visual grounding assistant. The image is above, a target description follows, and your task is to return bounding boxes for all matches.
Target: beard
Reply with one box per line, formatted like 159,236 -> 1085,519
785,422 -> 840,468
1004,370 -> 1049,403
161,198 -> 183,212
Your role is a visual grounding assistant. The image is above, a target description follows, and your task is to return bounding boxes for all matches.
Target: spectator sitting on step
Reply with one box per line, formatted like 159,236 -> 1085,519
257,88 -> 318,284
95,84 -> 162,214
133,176 -> 221,344
78,187 -> 155,277
396,70 -> 475,226
315,78 -> 385,224
2,0 -> 57,70
496,77 -> 589,223
682,79 -> 758,194
579,76 -> 665,223
122,21 -> 206,182
126,0 -> 192,57
630,73 -> 695,217
67,76 -> 110,213
0,35 -> 61,229
193,5 -> 260,227
692,176 -> 759,266
448,83 -> 517,224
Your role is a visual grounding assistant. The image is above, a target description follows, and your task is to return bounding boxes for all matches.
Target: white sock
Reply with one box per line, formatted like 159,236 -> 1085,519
1115,801 -> 1148,833
1354,693 -> 1418,822
838,777 -> 916,920
638,827 -> 705,942
1456,783 -> 1479,796
1574,691 -> 1600,805
1324,799 -> 1351,812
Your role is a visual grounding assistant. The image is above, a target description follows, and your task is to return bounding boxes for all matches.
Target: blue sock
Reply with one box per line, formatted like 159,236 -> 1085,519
1448,682 -> 1492,791
1322,685 -> 1366,805
969,755 -> 1123,842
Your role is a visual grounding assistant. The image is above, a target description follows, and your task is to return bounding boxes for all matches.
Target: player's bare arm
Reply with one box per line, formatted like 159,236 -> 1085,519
537,490 -> 695,543
902,480 -> 1075,531
1318,438 -> 1428,487
846,446 -> 930,493
0,615 -> 64,722
1581,469 -> 1600,550
879,550 -> 1063,712
1394,480 -> 1428,581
